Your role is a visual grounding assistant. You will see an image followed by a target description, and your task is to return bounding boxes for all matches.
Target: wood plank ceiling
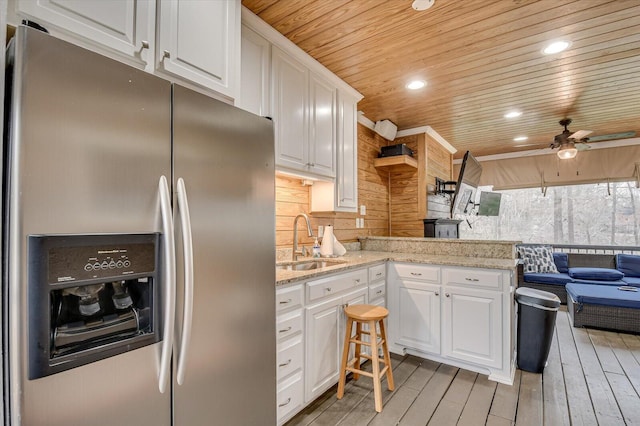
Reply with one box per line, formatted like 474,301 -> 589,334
242,0 -> 640,159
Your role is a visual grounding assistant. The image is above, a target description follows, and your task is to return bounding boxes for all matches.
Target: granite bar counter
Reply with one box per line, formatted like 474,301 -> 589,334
276,237 -> 520,286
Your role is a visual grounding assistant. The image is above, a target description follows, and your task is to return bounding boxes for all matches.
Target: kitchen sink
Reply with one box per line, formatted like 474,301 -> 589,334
276,259 -> 346,271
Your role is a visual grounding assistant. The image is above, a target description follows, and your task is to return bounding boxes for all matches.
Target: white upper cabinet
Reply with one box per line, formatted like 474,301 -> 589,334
308,73 -> 336,178
15,0 -> 241,100
336,91 -> 358,210
238,25 -> 270,116
15,0 -> 153,68
157,0 -> 239,100
272,47 -> 309,172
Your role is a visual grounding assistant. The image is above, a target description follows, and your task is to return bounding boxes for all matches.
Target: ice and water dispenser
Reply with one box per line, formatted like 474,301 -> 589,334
28,233 -> 162,379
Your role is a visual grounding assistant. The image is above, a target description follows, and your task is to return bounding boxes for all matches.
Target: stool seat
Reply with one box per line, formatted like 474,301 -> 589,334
344,304 -> 389,321
337,303 -> 394,413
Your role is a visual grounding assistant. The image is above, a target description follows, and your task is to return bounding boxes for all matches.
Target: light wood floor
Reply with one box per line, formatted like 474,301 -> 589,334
286,308 -> 640,426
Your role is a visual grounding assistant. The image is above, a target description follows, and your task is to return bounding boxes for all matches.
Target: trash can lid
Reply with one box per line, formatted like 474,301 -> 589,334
515,287 -> 561,309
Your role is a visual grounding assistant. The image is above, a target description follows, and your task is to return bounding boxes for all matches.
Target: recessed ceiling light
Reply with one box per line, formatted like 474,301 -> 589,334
513,136 -> 528,142
412,0 -> 435,11
504,110 -> 522,119
542,40 -> 571,55
406,80 -> 426,90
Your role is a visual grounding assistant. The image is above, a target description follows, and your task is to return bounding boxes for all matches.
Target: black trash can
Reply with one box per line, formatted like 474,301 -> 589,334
515,287 -> 561,373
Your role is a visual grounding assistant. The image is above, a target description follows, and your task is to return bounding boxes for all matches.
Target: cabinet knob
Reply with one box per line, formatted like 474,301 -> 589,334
163,50 -> 171,59
435,292 -> 439,296
326,287 -> 332,292
445,293 -> 450,298
355,279 -> 360,283
141,40 -> 149,49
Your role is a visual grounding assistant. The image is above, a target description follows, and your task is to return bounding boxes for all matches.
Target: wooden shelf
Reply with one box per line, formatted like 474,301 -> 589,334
373,155 -> 418,170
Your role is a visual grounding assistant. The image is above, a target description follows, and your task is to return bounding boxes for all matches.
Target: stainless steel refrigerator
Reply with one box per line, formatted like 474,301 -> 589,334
2,26 -> 276,425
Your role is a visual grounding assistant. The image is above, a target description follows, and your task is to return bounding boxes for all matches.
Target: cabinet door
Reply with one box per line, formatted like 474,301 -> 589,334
308,73 -> 335,178
305,295 -> 341,402
395,280 -> 441,353
272,47 -> 308,172
17,0 -> 152,67
442,287 -> 502,368
336,91 -> 358,210
238,25 -> 270,116
157,0 -> 239,99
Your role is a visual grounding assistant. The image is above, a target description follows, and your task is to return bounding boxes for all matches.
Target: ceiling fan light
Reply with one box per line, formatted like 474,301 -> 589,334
557,146 -> 577,159
543,40 -> 571,55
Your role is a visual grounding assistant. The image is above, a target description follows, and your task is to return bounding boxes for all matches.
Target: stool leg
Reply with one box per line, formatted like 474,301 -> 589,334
379,318 -> 394,391
353,321 -> 362,380
369,319 -> 383,412
337,317 -> 353,399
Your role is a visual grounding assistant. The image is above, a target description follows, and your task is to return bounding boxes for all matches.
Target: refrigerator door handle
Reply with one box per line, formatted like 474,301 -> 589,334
158,175 -> 176,393
176,177 -> 194,385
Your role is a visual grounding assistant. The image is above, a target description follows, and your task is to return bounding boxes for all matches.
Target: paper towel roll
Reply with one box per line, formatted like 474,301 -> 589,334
320,225 -> 334,256
333,236 -> 346,256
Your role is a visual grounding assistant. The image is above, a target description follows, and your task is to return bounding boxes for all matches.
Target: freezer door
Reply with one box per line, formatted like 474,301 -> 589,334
4,27 -> 172,425
172,85 -> 276,425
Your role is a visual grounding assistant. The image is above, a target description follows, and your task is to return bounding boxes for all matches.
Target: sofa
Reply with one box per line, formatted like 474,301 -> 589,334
517,246 -> 640,333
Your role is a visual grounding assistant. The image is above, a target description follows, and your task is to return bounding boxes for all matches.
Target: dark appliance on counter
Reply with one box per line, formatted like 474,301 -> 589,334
423,219 -> 462,239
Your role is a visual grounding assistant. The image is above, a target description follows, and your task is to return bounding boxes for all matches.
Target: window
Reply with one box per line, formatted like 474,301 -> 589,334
460,181 -> 640,245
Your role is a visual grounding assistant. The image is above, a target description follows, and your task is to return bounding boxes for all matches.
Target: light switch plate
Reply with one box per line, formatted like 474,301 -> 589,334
318,225 -> 324,237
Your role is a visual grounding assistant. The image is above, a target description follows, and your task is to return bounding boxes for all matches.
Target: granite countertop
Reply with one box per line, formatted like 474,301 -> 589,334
276,250 -> 518,287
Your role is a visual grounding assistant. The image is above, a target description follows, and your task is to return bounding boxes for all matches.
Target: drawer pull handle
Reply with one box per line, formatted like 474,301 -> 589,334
326,287 -> 332,292
279,298 -> 292,305
279,326 -> 292,333
279,359 -> 292,367
410,272 -> 422,276
376,272 -> 383,277
376,290 -> 383,294
279,398 -> 291,407
465,278 -> 480,282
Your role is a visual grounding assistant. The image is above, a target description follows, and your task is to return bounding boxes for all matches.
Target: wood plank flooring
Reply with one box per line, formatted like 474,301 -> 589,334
286,308 -> 640,426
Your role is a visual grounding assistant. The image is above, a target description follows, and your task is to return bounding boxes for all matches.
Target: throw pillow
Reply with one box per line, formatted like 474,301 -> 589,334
616,254 -> 640,278
517,245 -> 559,274
568,267 -> 624,281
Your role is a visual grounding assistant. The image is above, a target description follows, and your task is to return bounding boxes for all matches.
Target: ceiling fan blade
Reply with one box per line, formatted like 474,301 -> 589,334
575,143 -> 591,151
569,130 -> 593,140
587,131 -> 636,142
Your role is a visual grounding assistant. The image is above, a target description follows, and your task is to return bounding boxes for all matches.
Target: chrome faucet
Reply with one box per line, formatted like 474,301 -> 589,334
292,213 -> 314,261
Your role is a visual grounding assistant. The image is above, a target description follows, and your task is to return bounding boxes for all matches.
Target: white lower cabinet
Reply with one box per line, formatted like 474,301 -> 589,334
305,286 -> 367,403
388,262 -> 514,384
393,280 -> 441,354
442,286 -> 502,368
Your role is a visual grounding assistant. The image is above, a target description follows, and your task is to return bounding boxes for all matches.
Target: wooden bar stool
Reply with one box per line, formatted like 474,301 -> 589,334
337,304 -> 394,412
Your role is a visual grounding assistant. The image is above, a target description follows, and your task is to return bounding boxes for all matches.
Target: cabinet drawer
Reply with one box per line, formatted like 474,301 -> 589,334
276,284 -> 304,312
277,371 -> 303,423
369,281 -> 386,300
393,263 -> 440,283
368,264 -> 386,282
277,334 -> 303,381
307,268 -> 367,301
276,309 -> 303,341
443,267 -> 503,290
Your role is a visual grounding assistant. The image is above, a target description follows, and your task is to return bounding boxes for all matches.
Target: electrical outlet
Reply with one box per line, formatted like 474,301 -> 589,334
318,225 -> 324,237
360,205 -> 366,215
355,218 -> 359,228
360,218 -> 365,228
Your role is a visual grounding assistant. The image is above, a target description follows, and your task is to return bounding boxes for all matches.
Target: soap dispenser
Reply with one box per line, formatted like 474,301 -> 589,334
312,238 -> 321,258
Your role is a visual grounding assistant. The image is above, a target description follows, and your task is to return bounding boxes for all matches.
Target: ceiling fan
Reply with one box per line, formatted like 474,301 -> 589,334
550,118 -> 592,159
